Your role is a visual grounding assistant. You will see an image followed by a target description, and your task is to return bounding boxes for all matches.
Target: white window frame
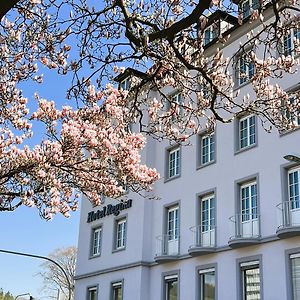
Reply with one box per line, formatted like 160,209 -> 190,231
167,206 -> 179,241
120,77 -> 130,91
91,227 -> 102,257
116,218 -> 127,249
239,115 -> 256,149
112,281 -> 123,300
201,133 -> 215,165
283,95 -> 300,127
283,27 -> 300,57
199,268 -> 216,300
168,147 -> 180,178
236,53 -> 255,86
87,286 -> 97,300
201,194 -> 215,233
240,181 -> 258,222
171,93 -> 184,116
288,167 -> 300,210
165,275 -> 178,300
240,261 -> 261,300
203,23 -> 219,46
240,0 -> 260,19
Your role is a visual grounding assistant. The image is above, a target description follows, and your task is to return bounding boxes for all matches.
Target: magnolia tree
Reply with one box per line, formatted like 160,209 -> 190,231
0,0 -> 300,218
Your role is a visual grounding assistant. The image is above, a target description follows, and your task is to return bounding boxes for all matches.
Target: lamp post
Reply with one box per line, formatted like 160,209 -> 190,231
283,154 -> 300,163
15,293 -> 33,300
0,249 -> 72,300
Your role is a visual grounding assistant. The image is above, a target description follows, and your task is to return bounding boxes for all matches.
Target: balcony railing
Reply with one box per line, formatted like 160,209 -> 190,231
276,200 -> 300,238
228,213 -> 260,248
188,225 -> 216,256
155,234 -> 179,262
189,225 -> 216,248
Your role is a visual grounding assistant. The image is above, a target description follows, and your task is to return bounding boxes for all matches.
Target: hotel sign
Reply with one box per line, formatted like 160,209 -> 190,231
87,199 -> 133,223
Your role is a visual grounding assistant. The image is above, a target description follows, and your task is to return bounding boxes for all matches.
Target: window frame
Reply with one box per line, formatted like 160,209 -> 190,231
162,271 -> 180,300
287,166 -> 300,210
235,114 -> 257,153
240,181 -> 258,222
120,77 -> 130,91
240,0 -> 260,19
90,226 -> 102,258
113,217 -> 127,252
203,23 -> 220,46
111,280 -> 124,300
199,132 -> 216,167
286,248 -> 300,300
167,205 -> 179,241
87,285 -> 98,300
236,256 -> 263,300
201,194 -> 215,233
282,27 -> 300,57
165,146 -> 181,181
235,52 -> 255,86
199,268 -> 216,300
282,95 -> 300,128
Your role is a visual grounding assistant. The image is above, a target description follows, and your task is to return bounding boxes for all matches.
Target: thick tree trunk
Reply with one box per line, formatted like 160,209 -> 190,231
0,0 -> 20,19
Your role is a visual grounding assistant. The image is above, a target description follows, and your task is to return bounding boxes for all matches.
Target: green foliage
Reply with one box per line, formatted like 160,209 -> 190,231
0,288 -> 15,300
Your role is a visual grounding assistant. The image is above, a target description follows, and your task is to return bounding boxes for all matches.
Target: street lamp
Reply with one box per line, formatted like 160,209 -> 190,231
15,293 -> 34,300
283,154 -> 300,163
0,249 -> 72,300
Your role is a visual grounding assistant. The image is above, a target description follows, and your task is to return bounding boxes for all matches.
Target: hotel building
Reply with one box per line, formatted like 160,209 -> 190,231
74,2 -> 300,300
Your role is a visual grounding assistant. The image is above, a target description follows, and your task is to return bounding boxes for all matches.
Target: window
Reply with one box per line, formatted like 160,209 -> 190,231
288,167 -> 300,210
120,78 -> 130,91
201,195 -> 215,233
164,274 -> 178,300
283,96 -> 300,127
290,253 -> 300,299
236,53 -> 255,86
199,268 -> 216,300
112,282 -> 123,300
87,286 -> 97,300
168,147 -> 180,179
203,24 -> 219,46
283,28 -> 300,57
91,227 -> 102,257
241,182 -> 258,222
171,93 -> 184,117
239,115 -> 256,150
167,206 -> 179,241
240,0 -> 260,19
240,261 -> 261,300
115,218 -> 127,250
200,133 -> 215,166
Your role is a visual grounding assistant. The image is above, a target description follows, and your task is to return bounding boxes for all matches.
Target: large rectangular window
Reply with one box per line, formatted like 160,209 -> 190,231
168,147 -> 180,179
201,195 -> 215,233
241,182 -> 258,222
165,275 -> 178,300
203,24 -> 219,46
290,253 -> 300,299
115,218 -> 127,250
201,133 -> 215,166
240,261 -> 261,300
236,54 -> 255,86
199,268 -> 216,300
87,286 -> 97,300
168,206 -> 179,240
288,168 -> 300,210
239,115 -> 256,150
91,227 -> 102,257
283,28 -> 300,56
283,96 -> 300,127
240,0 -> 260,19
112,282 -> 123,300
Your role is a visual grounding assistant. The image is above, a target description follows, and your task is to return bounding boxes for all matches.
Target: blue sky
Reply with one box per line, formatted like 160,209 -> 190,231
0,62 -> 81,298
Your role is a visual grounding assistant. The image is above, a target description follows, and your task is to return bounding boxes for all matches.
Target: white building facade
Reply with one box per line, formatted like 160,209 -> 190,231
75,4 -> 300,300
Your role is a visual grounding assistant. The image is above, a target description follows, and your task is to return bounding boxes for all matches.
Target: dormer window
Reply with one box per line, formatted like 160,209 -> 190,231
203,24 -> 219,46
120,77 -> 130,91
240,0 -> 260,19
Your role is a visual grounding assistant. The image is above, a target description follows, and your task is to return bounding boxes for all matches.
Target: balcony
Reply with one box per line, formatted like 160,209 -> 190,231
276,200 -> 300,239
188,225 -> 216,256
155,234 -> 180,263
228,214 -> 261,248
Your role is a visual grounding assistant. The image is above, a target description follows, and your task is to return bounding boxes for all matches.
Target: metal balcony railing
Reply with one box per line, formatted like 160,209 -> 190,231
276,200 -> 300,228
229,213 -> 260,240
189,225 -> 216,248
155,234 -> 179,257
